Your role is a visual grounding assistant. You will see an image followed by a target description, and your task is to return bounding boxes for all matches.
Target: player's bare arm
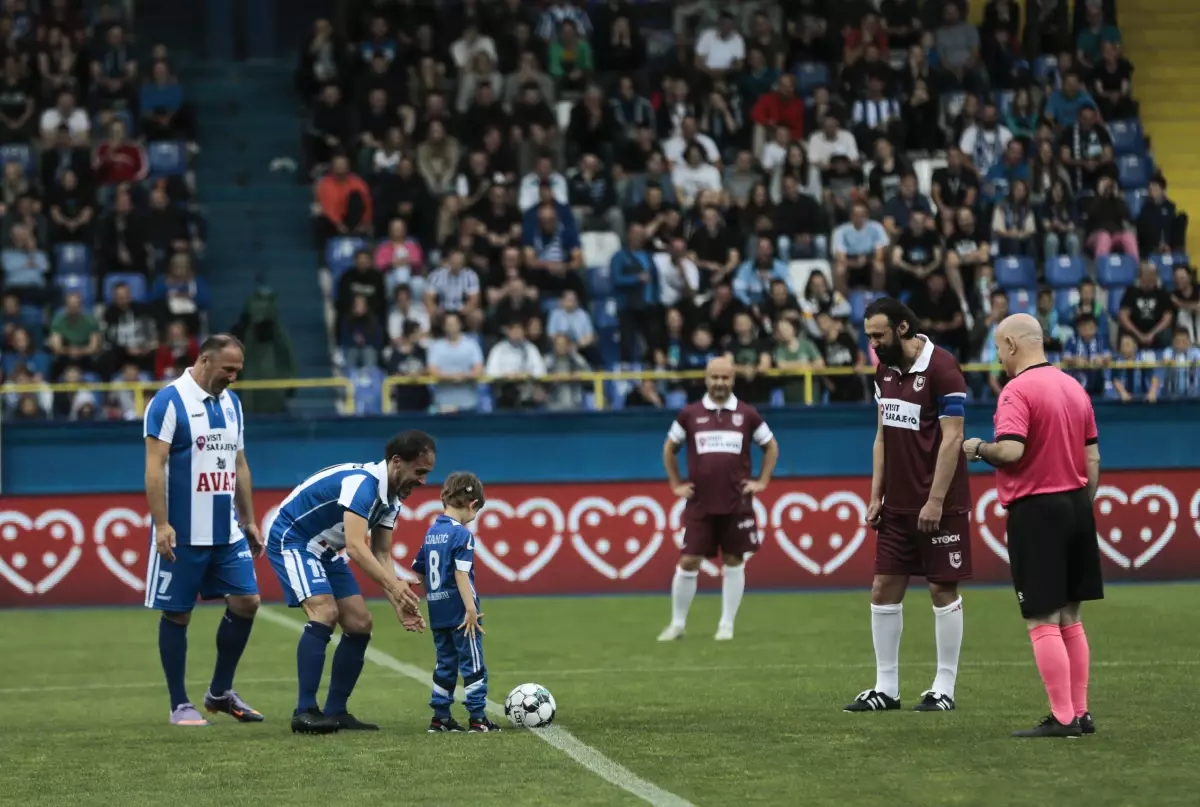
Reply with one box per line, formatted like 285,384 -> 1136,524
144,436 -> 175,561
867,407 -> 884,526
371,525 -> 424,631
455,569 -> 484,640
743,437 -> 778,495
344,511 -> 420,610
964,437 -> 1025,467
1085,444 -> 1101,502
920,414 -> 964,533
663,437 -> 693,499
234,450 -> 262,557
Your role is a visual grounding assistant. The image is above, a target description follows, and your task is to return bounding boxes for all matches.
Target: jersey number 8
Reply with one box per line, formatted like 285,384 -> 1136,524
429,550 -> 441,591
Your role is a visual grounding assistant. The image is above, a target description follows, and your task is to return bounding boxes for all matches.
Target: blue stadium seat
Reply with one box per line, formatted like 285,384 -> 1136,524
665,389 -> 688,409
1053,289 -> 1077,323
476,384 -> 494,413
994,256 -> 1036,290
794,62 -> 830,95
587,265 -> 613,298
1117,154 -> 1149,189
349,367 -> 384,415
146,141 -> 187,178
1032,55 -> 1058,84
1149,253 -> 1178,287
1107,119 -> 1144,156
80,371 -> 101,383
104,273 -> 148,302
597,326 -> 621,367
56,274 -> 94,307
17,304 -> 43,341
325,236 -> 368,277
1045,255 -> 1087,289
994,90 -> 1014,117
1124,188 -> 1148,219
769,388 -> 786,407
1095,253 -> 1138,287
1007,287 -> 1036,315
54,242 -> 92,276
0,142 -> 34,177
592,297 -> 619,330
849,290 -> 884,322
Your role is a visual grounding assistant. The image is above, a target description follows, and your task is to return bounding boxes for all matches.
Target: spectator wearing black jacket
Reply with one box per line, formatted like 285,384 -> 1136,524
567,86 -> 616,165
774,173 -> 829,260
1137,175 -> 1188,260
40,125 -> 91,192
335,249 -> 387,335
567,153 -> 622,235
307,84 -> 357,168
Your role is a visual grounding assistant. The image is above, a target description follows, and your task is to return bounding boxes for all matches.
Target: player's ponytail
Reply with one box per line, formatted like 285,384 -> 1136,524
441,471 -> 485,510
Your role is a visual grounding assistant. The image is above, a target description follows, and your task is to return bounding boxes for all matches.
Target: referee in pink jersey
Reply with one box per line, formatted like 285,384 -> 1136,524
962,314 -> 1102,739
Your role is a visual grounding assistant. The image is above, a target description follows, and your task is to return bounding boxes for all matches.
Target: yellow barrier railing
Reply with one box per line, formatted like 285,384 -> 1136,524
0,377 -> 355,415
380,360 -> 1190,412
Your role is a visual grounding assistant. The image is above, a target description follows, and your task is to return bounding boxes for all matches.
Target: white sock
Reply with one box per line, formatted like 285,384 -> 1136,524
670,568 -> 699,627
931,597 -> 964,699
718,564 -> 745,628
871,603 -> 904,699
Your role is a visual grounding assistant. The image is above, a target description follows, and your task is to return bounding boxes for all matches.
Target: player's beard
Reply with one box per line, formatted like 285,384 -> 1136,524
874,331 -> 905,367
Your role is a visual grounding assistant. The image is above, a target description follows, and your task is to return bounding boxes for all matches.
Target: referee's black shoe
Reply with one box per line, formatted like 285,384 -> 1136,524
844,689 -> 901,712
913,690 -> 955,711
1011,715 -> 1082,738
1079,712 -> 1095,735
291,707 -> 340,735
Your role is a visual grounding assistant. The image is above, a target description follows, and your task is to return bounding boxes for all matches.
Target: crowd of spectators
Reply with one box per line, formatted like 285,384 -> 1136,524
303,0 -> 1197,412
0,1 -> 207,421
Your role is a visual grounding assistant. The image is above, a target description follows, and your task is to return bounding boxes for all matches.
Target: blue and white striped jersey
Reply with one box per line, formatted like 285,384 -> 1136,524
144,369 -> 244,547
268,461 -> 401,559
411,515 -> 477,629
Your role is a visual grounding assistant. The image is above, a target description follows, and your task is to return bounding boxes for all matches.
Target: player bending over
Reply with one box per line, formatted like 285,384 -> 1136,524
412,472 -> 502,732
845,298 -> 972,713
266,431 -> 434,734
659,356 -> 779,642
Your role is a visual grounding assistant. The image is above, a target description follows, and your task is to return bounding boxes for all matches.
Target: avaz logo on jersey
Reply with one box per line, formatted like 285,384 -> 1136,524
195,472 -> 236,493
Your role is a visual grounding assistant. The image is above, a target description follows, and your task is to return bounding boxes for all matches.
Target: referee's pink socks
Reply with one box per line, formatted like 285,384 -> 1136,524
1060,622 -> 1090,718
1028,624 -> 1075,725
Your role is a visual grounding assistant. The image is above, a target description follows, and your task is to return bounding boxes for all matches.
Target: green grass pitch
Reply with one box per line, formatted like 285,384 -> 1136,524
1,585 -> 1197,807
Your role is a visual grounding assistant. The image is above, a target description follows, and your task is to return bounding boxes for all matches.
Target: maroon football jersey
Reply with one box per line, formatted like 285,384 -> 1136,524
667,395 -> 774,516
873,337 -> 971,514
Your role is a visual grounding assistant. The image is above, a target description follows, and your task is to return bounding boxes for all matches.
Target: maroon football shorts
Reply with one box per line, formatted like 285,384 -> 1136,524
874,508 -> 972,582
680,509 -> 759,559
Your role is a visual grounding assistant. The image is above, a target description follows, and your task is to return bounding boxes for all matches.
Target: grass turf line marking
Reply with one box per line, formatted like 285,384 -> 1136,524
258,607 -> 696,807
3,659 -> 1197,697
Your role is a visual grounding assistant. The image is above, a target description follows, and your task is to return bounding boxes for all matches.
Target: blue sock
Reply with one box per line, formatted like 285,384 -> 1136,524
158,616 -> 190,710
324,632 -> 371,716
296,621 -> 333,713
209,609 -> 254,696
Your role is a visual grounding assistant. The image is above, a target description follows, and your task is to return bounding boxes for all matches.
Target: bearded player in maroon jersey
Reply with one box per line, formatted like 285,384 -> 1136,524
658,356 -> 779,642
844,297 -> 972,713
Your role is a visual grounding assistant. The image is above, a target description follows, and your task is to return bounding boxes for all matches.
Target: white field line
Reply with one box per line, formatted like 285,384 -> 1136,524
257,608 -> 696,807
3,658 -> 1195,697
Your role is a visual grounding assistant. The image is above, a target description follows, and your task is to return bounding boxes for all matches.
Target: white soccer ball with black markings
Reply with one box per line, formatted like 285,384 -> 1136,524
504,683 -> 556,728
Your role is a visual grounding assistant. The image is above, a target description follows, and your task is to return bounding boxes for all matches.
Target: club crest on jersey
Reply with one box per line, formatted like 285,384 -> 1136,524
226,407 -> 235,421
949,551 -> 962,569
732,413 -> 744,426
914,375 -> 926,391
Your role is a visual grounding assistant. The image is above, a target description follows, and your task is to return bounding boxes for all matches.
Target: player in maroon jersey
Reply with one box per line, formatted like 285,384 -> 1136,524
844,297 -> 972,713
658,356 -> 779,642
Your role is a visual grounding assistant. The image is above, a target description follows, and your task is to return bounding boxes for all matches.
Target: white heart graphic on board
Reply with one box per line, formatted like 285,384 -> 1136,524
1189,487 -> 1200,541
0,509 -> 86,595
467,498 -> 564,582
93,508 -> 152,591
667,497 -> 766,577
770,491 -> 867,575
567,495 -> 666,580
1093,484 -> 1178,570
974,487 -> 1009,563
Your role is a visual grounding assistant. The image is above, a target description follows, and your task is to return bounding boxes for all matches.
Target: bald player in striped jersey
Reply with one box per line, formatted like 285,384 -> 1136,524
144,334 -> 265,727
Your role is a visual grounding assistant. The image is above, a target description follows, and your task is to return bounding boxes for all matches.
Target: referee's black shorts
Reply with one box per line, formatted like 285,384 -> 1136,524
1005,487 -> 1104,619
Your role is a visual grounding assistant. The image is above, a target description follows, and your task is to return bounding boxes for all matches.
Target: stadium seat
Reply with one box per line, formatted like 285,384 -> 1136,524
581,231 -> 621,271
325,236 -> 368,279
147,141 -> 187,178
1032,55 -> 1058,84
586,265 -> 613,299
769,388 -> 785,407
592,296 -> 619,330
794,62 -> 830,96
1007,287 -> 1036,314
849,289 -> 884,323
56,274 -> 94,307
1107,119 -> 1144,156
995,90 -> 1014,117
476,384 -> 494,413
0,142 -> 33,177
54,242 -> 92,276
1045,255 -> 1087,289
1053,289 -> 1078,323
104,273 -> 148,302
787,259 -> 831,296
1124,188 -> 1148,219
1149,253 -> 1178,287
1117,154 -> 1149,189
555,100 -> 574,132
1095,253 -> 1138,287
665,389 -> 688,409
349,367 -> 384,415
993,256 -> 1036,290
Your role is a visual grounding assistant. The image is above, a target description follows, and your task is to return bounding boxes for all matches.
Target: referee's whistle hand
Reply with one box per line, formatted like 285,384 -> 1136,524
155,525 -> 177,562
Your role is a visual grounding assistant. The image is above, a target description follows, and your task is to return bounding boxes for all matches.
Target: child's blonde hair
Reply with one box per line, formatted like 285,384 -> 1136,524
441,472 -> 485,510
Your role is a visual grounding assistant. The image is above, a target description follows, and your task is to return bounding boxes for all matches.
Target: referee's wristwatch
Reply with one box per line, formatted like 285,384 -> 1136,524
969,441 -> 986,463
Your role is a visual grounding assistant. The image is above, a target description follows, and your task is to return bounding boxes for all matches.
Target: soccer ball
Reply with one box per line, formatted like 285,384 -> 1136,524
504,683 -> 556,728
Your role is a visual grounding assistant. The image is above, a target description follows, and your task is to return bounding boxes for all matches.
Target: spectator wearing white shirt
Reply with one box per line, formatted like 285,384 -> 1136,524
959,103 -> 1012,177
759,125 -> 791,175
426,311 -> 485,413
39,89 -> 89,148
485,320 -> 548,409
387,285 -> 432,348
672,143 -> 723,209
695,12 -> 746,78
547,289 -> 600,364
662,115 -> 721,167
653,235 -> 702,306
424,248 -> 482,317
806,115 -> 860,171
831,201 -> 889,294
518,153 -> 569,211
450,21 -> 498,71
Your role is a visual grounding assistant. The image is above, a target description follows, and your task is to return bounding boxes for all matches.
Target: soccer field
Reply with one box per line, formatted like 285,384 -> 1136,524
2,585 -> 1197,807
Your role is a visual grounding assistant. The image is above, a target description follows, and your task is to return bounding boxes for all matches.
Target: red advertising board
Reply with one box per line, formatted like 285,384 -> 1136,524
1,471 -> 1198,606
